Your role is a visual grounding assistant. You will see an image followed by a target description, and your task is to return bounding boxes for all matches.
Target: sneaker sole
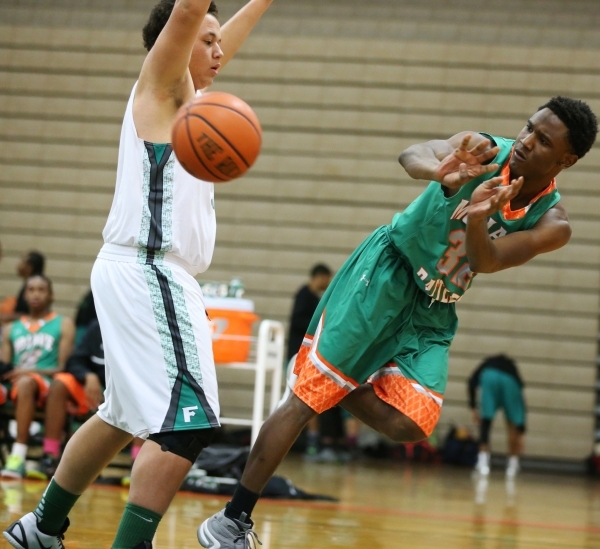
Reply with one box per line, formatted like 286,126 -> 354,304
3,530 -> 26,549
197,521 -> 220,548
0,471 -> 24,480
26,470 -> 50,481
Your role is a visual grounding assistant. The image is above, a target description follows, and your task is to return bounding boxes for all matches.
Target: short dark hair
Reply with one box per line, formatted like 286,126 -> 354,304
310,264 -> 332,278
26,274 -> 53,294
143,0 -> 219,51
539,96 -> 598,158
26,251 -> 45,276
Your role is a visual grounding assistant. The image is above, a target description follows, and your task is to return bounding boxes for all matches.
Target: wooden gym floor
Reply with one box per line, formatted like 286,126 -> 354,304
0,455 -> 599,548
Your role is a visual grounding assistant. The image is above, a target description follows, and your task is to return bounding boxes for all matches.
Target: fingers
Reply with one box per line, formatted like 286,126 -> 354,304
476,145 -> 500,164
468,138 -> 491,156
459,134 -> 472,151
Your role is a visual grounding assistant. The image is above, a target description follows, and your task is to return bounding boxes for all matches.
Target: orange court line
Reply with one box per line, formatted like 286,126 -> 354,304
21,479 -> 600,535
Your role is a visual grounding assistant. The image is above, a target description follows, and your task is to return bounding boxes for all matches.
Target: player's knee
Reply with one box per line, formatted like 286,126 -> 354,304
148,428 -> 215,463
386,415 -> 426,443
49,378 -> 68,396
282,394 -> 318,425
16,376 -> 37,394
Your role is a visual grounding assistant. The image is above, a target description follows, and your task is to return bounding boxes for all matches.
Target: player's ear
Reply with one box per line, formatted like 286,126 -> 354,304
559,152 -> 578,169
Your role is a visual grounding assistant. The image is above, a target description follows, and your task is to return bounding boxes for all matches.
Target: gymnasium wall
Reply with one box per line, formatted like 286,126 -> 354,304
0,0 -> 599,460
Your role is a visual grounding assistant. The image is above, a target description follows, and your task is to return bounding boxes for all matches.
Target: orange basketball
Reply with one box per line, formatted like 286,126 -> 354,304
171,91 -> 262,183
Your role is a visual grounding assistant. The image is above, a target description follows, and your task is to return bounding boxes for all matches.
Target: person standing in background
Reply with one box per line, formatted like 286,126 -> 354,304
287,264 -> 332,361
468,354 -> 526,478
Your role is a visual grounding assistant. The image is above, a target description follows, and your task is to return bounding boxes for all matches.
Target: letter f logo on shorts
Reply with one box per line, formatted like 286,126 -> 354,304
182,405 -> 199,423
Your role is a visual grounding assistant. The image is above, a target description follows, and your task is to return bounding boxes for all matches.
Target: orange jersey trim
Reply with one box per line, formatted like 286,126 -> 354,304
500,153 -> 556,220
21,312 -> 58,333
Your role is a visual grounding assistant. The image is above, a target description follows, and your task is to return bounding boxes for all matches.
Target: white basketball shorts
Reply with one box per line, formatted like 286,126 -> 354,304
91,246 -> 220,439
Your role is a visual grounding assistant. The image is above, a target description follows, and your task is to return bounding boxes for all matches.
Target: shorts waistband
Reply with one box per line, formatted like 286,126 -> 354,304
98,243 -> 196,276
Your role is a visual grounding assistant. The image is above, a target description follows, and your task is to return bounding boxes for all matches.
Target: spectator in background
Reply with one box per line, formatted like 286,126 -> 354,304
288,264 -> 360,461
28,319 -> 104,480
287,264 -> 332,361
73,289 -> 97,345
0,275 -> 75,478
0,251 -> 46,323
468,354 -> 526,478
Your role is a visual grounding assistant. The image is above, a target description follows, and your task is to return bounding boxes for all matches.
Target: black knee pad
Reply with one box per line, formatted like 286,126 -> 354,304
148,428 -> 215,463
479,419 -> 492,445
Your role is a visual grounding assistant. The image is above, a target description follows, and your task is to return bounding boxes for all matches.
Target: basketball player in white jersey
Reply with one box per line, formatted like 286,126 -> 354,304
4,1 -> 273,548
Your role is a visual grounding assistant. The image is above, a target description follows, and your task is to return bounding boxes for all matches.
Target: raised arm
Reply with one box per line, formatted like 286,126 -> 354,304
466,181 -> 571,273
138,0 -> 213,98
134,0 -> 214,141
398,132 -> 500,189
219,0 -> 274,69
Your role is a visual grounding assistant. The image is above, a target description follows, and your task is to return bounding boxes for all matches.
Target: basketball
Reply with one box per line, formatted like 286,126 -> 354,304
171,91 -> 262,183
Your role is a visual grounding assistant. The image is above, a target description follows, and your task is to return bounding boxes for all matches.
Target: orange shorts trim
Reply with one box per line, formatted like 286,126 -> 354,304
292,346 -> 352,413
368,371 -> 442,437
7,372 -> 51,408
54,372 -> 90,416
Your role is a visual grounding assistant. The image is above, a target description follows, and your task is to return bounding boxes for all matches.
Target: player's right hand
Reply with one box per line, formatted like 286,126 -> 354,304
434,134 -> 500,188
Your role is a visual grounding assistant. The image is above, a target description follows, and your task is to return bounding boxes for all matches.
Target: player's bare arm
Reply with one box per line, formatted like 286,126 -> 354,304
135,0 -> 215,142
219,0 -> 274,68
466,187 -> 571,273
1,323 -> 12,368
57,317 -> 76,371
398,131 -> 500,189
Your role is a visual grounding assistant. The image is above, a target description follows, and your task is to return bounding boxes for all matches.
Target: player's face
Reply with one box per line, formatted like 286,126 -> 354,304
510,108 -> 577,179
189,14 -> 223,90
16,255 -> 32,278
24,277 -> 52,312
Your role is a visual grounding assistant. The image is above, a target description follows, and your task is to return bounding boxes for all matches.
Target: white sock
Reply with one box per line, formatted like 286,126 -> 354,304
10,442 -> 28,461
507,456 -> 519,470
477,451 -> 490,468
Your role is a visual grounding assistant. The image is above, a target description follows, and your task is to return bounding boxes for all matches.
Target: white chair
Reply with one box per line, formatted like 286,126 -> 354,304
216,320 -> 285,446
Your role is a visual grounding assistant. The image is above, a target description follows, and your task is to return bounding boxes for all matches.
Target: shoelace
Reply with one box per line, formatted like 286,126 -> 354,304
234,528 -> 262,549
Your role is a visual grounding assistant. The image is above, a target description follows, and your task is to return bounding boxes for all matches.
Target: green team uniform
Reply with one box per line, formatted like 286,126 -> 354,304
479,369 -> 526,427
304,134 -> 560,399
10,314 -> 63,371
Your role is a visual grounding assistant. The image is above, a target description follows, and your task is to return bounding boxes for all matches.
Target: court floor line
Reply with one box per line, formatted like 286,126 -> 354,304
25,480 -> 600,536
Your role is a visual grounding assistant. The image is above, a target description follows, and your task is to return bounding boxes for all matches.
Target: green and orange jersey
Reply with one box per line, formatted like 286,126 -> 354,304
388,134 -> 561,303
9,312 -> 63,370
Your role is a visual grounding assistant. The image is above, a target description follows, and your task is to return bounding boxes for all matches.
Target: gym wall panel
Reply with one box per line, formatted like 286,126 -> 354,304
0,0 -> 598,460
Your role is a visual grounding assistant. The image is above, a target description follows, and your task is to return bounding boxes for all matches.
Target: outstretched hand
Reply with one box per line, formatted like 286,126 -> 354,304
468,175 -> 524,220
434,134 -> 500,188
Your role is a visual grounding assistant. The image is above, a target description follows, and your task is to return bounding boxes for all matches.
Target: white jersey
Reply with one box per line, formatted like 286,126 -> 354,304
100,83 -> 216,276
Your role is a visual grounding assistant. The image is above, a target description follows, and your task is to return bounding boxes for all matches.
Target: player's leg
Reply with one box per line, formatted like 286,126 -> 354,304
3,415 -> 133,549
199,227 -> 435,548
340,384 -> 426,442
475,369 -> 500,475
1,374 -> 46,478
29,373 -> 91,480
111,428 -> 212,549
502,374 -> 526,478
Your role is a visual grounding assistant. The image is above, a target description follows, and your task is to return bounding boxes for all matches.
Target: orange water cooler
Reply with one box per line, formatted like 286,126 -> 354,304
204,297 -> 259,363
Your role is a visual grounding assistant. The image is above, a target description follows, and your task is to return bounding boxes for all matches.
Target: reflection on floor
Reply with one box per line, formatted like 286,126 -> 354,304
1,454 -> 600,548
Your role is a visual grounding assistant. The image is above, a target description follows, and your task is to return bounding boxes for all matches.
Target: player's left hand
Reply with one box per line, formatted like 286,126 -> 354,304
84,373 -> 103,410
468,175 -> 524,220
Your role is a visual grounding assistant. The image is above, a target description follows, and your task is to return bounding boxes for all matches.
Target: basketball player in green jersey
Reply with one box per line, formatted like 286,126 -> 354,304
199,96 -> 597,547
0,275 -> 75,478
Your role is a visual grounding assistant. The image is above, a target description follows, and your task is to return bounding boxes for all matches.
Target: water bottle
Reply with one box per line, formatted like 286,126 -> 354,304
228,278 -> 244,298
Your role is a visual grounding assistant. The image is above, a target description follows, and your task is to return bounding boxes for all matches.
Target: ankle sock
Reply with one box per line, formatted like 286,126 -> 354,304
43,438 -> 61,458
112,502 -> 162,549
10,442 -> 28,462
225,483 -> 260,522
34,479 -> 80,536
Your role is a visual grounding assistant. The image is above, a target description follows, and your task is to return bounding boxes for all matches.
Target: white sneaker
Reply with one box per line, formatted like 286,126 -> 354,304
474,464 -> 490,476
3,512 -> 69,549
506,457 -> 520,479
